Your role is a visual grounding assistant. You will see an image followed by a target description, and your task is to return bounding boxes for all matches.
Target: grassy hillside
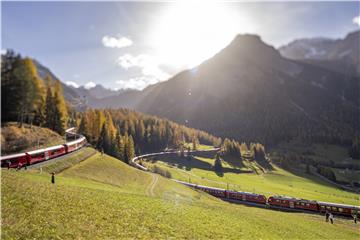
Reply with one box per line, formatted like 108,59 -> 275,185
2,152 -> 359,239
272,140 -> 360,186
1,122 -> 64,154
149,152 -> 360,205
39,147 -> 97,174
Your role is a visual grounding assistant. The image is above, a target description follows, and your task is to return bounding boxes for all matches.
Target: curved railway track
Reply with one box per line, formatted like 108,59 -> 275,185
130,149 -> 360,219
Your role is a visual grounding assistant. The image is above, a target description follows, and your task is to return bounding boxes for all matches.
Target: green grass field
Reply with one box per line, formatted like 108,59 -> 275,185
184,142 -> 215,150
150,152 -> 360,206
2,151 -> 360,239
38,147 -> 97,173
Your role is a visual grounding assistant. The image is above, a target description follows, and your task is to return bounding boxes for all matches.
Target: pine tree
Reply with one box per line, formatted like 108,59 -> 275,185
113,131 -> 122,159
214,153 -> 223,172
97,123 -> 110,153
126,135 -> 135,163
119,135 -> 126,160
52,80 -> 68,134
1,50 -> 22,122
78,114 -> 89,139
44,76 -> 55,130
192,137 -> 197,151
10,58 -> 39,125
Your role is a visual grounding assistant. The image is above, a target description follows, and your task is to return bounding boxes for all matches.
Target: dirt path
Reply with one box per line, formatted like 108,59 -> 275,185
146,173 -> 159,197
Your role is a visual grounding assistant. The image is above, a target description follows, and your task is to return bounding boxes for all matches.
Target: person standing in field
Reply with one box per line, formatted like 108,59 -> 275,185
51,172 -> 55,184
325,211 -> 329,222
329,213 -> 334,224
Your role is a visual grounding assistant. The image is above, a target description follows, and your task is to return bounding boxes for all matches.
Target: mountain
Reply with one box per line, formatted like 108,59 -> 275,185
75,85 -> 124,99
34,60 -> 130,109
98,33 -> 359,146
34,60 -> 87,108
279,30 -> 360,76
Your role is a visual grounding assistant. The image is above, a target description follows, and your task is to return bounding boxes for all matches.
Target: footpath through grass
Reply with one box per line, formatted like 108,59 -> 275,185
2,152 -> 360,239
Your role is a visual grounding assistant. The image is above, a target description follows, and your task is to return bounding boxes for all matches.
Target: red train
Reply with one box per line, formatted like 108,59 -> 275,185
1,136 -> 86,168
177,181 -> 360,217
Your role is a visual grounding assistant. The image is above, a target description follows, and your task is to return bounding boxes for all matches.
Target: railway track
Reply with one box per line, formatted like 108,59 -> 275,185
130,149 -> 360,220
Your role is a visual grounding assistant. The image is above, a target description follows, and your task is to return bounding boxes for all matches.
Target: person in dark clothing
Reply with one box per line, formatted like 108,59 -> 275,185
353,214 -> 357,224
325,211 -> 329,222
329,213 -> 334,224
51,172 -> 55,184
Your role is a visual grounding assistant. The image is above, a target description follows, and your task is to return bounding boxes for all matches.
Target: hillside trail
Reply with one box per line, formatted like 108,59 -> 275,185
146,173 -> 159,197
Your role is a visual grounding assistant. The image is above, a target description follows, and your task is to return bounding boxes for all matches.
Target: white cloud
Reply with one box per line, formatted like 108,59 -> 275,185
65,81 -> 79,88
117,54 -> 170,81
116,76 -> 159,90
1,49 -> 7,55
353,16 -> 360,26
84,81 -> 96,89
102,36 -> 133,48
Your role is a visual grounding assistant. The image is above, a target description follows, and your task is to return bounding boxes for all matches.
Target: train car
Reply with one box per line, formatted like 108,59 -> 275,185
228,191 -> 267,204
46,145 -> 66,159
65,136 -> 86,153
318,202 -> 360,217
293,199 -> 319,212
198,185 -> 226,198
268,196 -> 298,208
27,148 -> 48,164
0,153 -> 28,168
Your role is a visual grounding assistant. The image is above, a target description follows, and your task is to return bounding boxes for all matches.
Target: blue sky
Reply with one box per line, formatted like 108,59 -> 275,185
2,1 -> 359,90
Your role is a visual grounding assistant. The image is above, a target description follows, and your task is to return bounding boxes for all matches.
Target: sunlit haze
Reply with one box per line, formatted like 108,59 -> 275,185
149,2 -> 254,68
2,2 -> 359,90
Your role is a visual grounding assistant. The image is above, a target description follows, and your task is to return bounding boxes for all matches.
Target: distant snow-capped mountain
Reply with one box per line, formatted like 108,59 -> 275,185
279,30 -> 360,75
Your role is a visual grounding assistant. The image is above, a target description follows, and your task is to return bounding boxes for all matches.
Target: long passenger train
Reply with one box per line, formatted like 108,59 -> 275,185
131,156 -> 360,218
0,135 -> 86,168
177,181 -> 360,218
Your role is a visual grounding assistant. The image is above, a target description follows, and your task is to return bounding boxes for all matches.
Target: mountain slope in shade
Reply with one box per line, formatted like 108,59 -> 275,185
279,30 -> 360,75
128,34 -> 359,145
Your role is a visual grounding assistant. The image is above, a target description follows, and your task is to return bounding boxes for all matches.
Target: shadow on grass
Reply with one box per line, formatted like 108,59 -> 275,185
148,152 -> 253,175
148,153 -> 213,172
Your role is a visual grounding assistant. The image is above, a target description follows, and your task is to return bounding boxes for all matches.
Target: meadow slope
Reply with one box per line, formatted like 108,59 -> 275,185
146,152 -> 360,205
2,152 -> 359,239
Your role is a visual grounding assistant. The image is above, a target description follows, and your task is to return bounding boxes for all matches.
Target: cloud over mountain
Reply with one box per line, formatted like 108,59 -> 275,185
102,35 -> 133,48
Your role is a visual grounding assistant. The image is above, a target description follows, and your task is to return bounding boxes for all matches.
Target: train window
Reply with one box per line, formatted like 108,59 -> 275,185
326,206 -> 331,210
276,199 -> 280,203
338,208 -> 343,212
301,203 -> 305,206
306,203 -> 310,207
321,206 -> 325,210
332,207 -> 337,211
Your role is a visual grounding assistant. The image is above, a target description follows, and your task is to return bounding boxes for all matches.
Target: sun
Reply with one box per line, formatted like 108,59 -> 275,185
149,2 -> 255,69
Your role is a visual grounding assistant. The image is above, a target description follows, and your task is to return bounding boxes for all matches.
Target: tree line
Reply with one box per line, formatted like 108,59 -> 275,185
77,108 -> 222,163
222,138 -> 266,162
1,50 -> 68,134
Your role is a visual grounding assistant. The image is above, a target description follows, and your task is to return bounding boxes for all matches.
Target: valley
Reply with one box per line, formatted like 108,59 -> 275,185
1,3 -> 360,239
142,150 -> 360,205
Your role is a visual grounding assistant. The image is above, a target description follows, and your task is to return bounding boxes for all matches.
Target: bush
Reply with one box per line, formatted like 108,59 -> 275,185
317,166 -> 336,182
151,165 -> 172,178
